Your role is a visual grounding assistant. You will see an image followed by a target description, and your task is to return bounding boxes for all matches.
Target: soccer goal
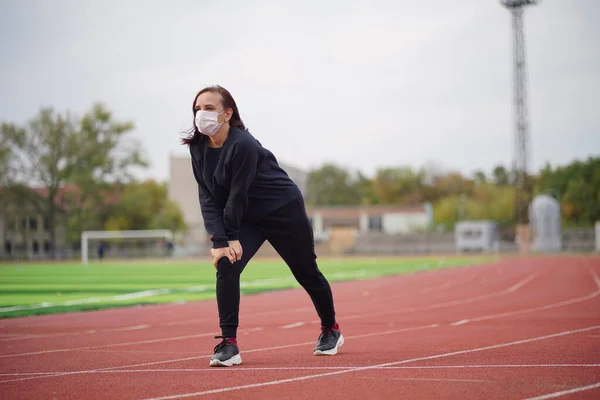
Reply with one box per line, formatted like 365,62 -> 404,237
81,229 -> 174,265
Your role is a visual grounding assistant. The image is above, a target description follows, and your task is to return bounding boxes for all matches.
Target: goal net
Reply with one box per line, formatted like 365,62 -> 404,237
81,229 -> 174,265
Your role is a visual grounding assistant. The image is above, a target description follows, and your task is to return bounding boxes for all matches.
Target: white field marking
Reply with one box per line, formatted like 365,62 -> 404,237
0,327 -> 264,359
523,382 -> 600,400
0,324 -> 438,384
162,307 -> 315,327
0,286 -> 208,313
280,322 -> 305,329
381,364 -> 600,369
0,324 -> 151,342
0,262 -> 477,340
0,372 -> 59,376
316,273 -> 537,325
450,268 -> 600,326
3,267 -> 383,314
359,376 -> 491,383
139,325 -> 600,399
5,364 -> 599,377
78,349 -> 198,355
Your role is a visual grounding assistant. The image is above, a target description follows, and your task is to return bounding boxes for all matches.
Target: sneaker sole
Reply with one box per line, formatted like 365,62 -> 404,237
314,334 -> 344,356
209,354 -> 242,367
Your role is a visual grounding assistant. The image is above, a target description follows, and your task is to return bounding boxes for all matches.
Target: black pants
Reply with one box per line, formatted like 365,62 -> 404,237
215,197 -> 337,338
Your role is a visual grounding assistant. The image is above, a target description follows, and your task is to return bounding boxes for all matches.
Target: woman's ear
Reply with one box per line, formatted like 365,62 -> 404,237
224,108 -> 234,123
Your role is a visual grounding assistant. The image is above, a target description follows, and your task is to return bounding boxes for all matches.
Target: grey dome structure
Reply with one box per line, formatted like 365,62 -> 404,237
529,194 -> 562,252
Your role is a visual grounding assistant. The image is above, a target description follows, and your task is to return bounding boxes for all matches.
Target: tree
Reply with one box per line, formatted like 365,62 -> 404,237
534,157 -> 600,227
432,184 -> 516,230
104,180 -> 186,232
1,104 -> 148,256
354,171 -> 378,205
0,132 -> 14,186
473,170 -> 487,185
432,171 -> 474,199
492,165 -> 510,186
372,166 -> 424,205
305,163 -> 361,206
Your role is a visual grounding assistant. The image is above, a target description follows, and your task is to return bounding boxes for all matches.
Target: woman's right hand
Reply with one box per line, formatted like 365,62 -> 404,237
210,247 -> 236,269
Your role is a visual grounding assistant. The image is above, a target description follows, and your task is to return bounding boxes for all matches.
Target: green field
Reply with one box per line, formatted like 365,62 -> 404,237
0,256 -> 497,319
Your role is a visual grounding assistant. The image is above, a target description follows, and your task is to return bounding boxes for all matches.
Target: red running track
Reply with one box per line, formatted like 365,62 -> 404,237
1,255 -> 599,399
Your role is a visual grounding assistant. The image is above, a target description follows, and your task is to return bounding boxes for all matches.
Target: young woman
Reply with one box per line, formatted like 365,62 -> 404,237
182,85 -> 343,367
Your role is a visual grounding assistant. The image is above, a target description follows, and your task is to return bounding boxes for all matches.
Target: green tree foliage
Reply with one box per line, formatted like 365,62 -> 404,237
305,163 -> 361,206
104,180 -> 186,232
0,132 -> 14,186
535,157 -> 600,227
492,165 -> 510,186
1,104 -> 148,254
372,167 -> 425,206
305,157 -> 599,229
473,170 -> 487,185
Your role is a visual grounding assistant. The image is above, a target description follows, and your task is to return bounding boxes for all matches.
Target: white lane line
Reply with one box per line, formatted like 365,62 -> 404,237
0,260 -> 485,339
0,324 -> 438,384
0,270 -> 536,359
5,364 -> 599,377
451,268 -> 600,326
0,287 -> 208,313
330,273 -> 537,324
360,376 -> 491,383
0,324 -> 152,342
507,274 -> 537,292
139,325 -> 600,399
0,372 -> 59,376
280,322 -> 305,329
523,382 -> 600,400
383,364 -> 600,369
0,327 -> 264,358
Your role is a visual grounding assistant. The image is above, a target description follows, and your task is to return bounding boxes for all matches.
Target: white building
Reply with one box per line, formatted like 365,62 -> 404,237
308,205 -> 430,242
454,220 -> 499,253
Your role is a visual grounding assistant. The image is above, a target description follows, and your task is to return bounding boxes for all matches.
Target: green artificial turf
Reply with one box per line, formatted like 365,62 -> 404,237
0,255 -> 496,318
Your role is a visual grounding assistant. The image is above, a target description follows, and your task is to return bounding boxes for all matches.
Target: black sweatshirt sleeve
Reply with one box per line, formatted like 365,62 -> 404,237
223,140 -> 259,241
190,154 -> 229,249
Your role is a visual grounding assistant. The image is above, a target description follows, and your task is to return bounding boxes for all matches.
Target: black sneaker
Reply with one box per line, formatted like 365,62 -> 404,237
209,336 -> 242,367
314,324 -> 344,356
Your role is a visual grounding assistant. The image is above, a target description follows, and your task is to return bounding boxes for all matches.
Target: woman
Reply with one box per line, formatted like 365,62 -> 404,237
182,85 -> 343,367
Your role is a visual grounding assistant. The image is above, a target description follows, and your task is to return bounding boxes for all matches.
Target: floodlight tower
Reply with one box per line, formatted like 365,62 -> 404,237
500,0 -> 538,225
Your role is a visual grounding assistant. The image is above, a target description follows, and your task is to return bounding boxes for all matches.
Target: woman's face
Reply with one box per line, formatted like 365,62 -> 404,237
194,91 -> 231,124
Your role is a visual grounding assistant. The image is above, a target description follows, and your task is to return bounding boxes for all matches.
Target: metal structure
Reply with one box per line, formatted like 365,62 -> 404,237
81,229 -> 173,265
500,0 -> 538,224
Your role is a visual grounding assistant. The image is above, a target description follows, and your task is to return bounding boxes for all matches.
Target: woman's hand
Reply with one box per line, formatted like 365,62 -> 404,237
228,240 -> 243,262
210,247 -> 236,269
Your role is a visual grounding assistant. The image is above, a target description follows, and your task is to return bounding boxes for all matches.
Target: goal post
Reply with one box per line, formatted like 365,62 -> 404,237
81,229 -> 174,265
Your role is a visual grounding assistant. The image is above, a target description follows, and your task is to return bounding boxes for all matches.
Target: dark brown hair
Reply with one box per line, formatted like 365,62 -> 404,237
181,85 -> 246,145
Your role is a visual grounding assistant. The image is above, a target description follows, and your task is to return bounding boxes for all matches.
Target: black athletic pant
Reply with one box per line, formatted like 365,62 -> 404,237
215,197 -> 337,338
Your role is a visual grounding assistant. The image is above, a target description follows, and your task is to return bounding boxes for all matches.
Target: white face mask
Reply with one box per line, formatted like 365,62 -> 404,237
195,110 -> 225,136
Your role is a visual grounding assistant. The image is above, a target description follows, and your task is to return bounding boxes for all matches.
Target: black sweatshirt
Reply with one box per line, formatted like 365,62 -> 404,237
189,127 -> 302,248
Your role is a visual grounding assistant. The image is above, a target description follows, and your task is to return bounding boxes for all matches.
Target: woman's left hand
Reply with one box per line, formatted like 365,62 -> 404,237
228,240 -> 243,262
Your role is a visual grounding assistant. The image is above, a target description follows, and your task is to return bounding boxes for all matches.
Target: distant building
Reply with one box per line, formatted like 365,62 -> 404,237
454,220 -> 499,253
0,187 -> 70,259
307,205 -> 430,242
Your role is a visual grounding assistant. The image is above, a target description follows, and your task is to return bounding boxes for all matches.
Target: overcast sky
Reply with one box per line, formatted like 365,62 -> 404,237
1,0 -> 598,181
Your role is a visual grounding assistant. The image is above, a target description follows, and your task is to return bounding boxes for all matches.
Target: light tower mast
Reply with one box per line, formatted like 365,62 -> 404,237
500,0 -> 538,226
